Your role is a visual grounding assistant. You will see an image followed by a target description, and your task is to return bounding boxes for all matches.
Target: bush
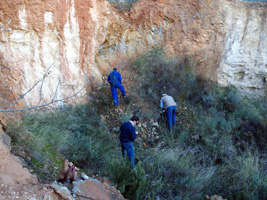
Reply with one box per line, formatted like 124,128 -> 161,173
205,153 -> 267,200
139,148 -> 217,200
106,159 -> 149,199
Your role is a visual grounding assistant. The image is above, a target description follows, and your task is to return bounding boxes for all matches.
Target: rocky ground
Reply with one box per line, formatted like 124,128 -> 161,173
100,72 -> 202,150
0,177 -> 125,200
0,182 -> 61,200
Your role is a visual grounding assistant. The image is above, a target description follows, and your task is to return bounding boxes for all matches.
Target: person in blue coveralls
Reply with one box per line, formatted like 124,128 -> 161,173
107,68 -> 126,107
160,94 -> 177,130
119,115 -> 139,169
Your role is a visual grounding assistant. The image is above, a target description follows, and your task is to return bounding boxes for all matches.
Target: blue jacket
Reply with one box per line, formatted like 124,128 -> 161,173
119,121 -> 137,143
107,71 -> 122,84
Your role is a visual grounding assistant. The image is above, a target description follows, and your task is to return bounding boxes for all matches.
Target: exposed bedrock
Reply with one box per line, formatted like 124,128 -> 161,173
0,0 -> 266,109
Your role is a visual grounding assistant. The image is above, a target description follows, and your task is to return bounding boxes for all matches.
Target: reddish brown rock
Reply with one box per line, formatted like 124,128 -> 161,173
0,0 -> 266,112
73,179 -> 125,200
0,127 -> 38,186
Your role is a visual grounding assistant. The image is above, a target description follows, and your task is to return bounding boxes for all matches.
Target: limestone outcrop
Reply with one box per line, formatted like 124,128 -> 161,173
216,1 -> 267,97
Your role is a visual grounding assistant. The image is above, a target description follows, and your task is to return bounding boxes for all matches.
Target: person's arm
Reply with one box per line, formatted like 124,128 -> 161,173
129,126 -> 137,141
160,99 -> 164,109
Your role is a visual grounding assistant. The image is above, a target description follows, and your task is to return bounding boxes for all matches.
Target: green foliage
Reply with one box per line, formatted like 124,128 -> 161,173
126,49 -> 266,199
7,104 -> 119,181
6,49 -> 267,199
206,153 -> 267,200
106,159 -> 149,199
142,148 -> 216,200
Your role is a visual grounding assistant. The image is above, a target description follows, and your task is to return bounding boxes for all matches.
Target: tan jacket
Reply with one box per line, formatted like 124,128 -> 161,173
161,95 -> 177,110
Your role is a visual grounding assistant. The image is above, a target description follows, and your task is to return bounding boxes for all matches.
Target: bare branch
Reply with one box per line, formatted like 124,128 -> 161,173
37,64 -> 54,106
1,53 -> 89,113
51,77 -> 61,103
0,19 -> 11,32
0,20 -> 90,114
6,80 -> 41,111
0,82 -> 89,112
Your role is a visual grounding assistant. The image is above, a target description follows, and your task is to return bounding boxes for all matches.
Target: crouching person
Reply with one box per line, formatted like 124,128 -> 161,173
119,115 -> 139,169
160,94 -> 177,130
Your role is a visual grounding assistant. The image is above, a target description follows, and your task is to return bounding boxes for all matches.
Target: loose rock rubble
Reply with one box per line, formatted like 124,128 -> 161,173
0,182 -> 62,200
0,175 -> 126,200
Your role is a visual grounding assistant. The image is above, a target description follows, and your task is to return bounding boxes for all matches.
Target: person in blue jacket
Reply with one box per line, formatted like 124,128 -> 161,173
107,68 -> 126,107
119,115 -> 139,169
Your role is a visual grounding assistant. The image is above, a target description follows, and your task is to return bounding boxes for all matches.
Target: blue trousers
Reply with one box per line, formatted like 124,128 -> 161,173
166,106 -> 177,129
110,83 -> 126,106
120,141 -> 135,169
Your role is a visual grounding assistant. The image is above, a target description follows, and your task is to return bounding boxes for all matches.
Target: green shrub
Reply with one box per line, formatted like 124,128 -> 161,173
106,158 -> 149,199
141,148 -> 217,200
205,153 -> 267,200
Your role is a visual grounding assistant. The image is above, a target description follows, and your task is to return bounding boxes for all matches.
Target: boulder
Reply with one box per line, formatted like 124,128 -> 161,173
0,128 -> 38,186
73,179 -> 125,200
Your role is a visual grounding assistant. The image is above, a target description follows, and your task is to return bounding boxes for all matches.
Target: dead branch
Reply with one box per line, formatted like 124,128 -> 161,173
0,62 -> 89,113
0,81 -> 89,113
37,64 -> 54,106
0,19 -> 11,32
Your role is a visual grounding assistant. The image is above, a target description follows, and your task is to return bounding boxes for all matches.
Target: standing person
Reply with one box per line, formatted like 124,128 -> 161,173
160,94 -> 177,130
107,68 -> 126,107
119,115 -> 139,169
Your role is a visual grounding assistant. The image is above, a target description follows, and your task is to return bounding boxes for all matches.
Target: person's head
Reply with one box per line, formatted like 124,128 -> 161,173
113,68 -> 117,71
162,94 -> 167,98
130,115 -> 139,125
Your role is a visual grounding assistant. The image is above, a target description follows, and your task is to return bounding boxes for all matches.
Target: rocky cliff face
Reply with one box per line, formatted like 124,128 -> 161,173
217,2 -> 267,97
0,0 -> 266,110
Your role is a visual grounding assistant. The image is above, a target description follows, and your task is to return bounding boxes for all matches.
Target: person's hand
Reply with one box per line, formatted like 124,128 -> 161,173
136,132 -> 139,135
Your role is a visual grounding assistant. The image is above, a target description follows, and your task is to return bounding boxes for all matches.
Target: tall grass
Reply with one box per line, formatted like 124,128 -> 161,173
7,104 -> 120,181
6,49 -> 267,199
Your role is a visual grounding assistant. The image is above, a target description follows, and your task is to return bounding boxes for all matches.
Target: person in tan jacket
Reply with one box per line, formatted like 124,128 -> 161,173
160,94 -> 177,129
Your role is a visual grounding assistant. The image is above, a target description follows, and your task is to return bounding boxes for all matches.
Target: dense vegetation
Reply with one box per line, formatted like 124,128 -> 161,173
7,50 -> 267,200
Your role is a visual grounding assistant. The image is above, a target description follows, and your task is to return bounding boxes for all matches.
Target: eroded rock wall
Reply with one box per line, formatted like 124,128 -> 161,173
217,2 -> 267,97
0,0 -> 266,111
